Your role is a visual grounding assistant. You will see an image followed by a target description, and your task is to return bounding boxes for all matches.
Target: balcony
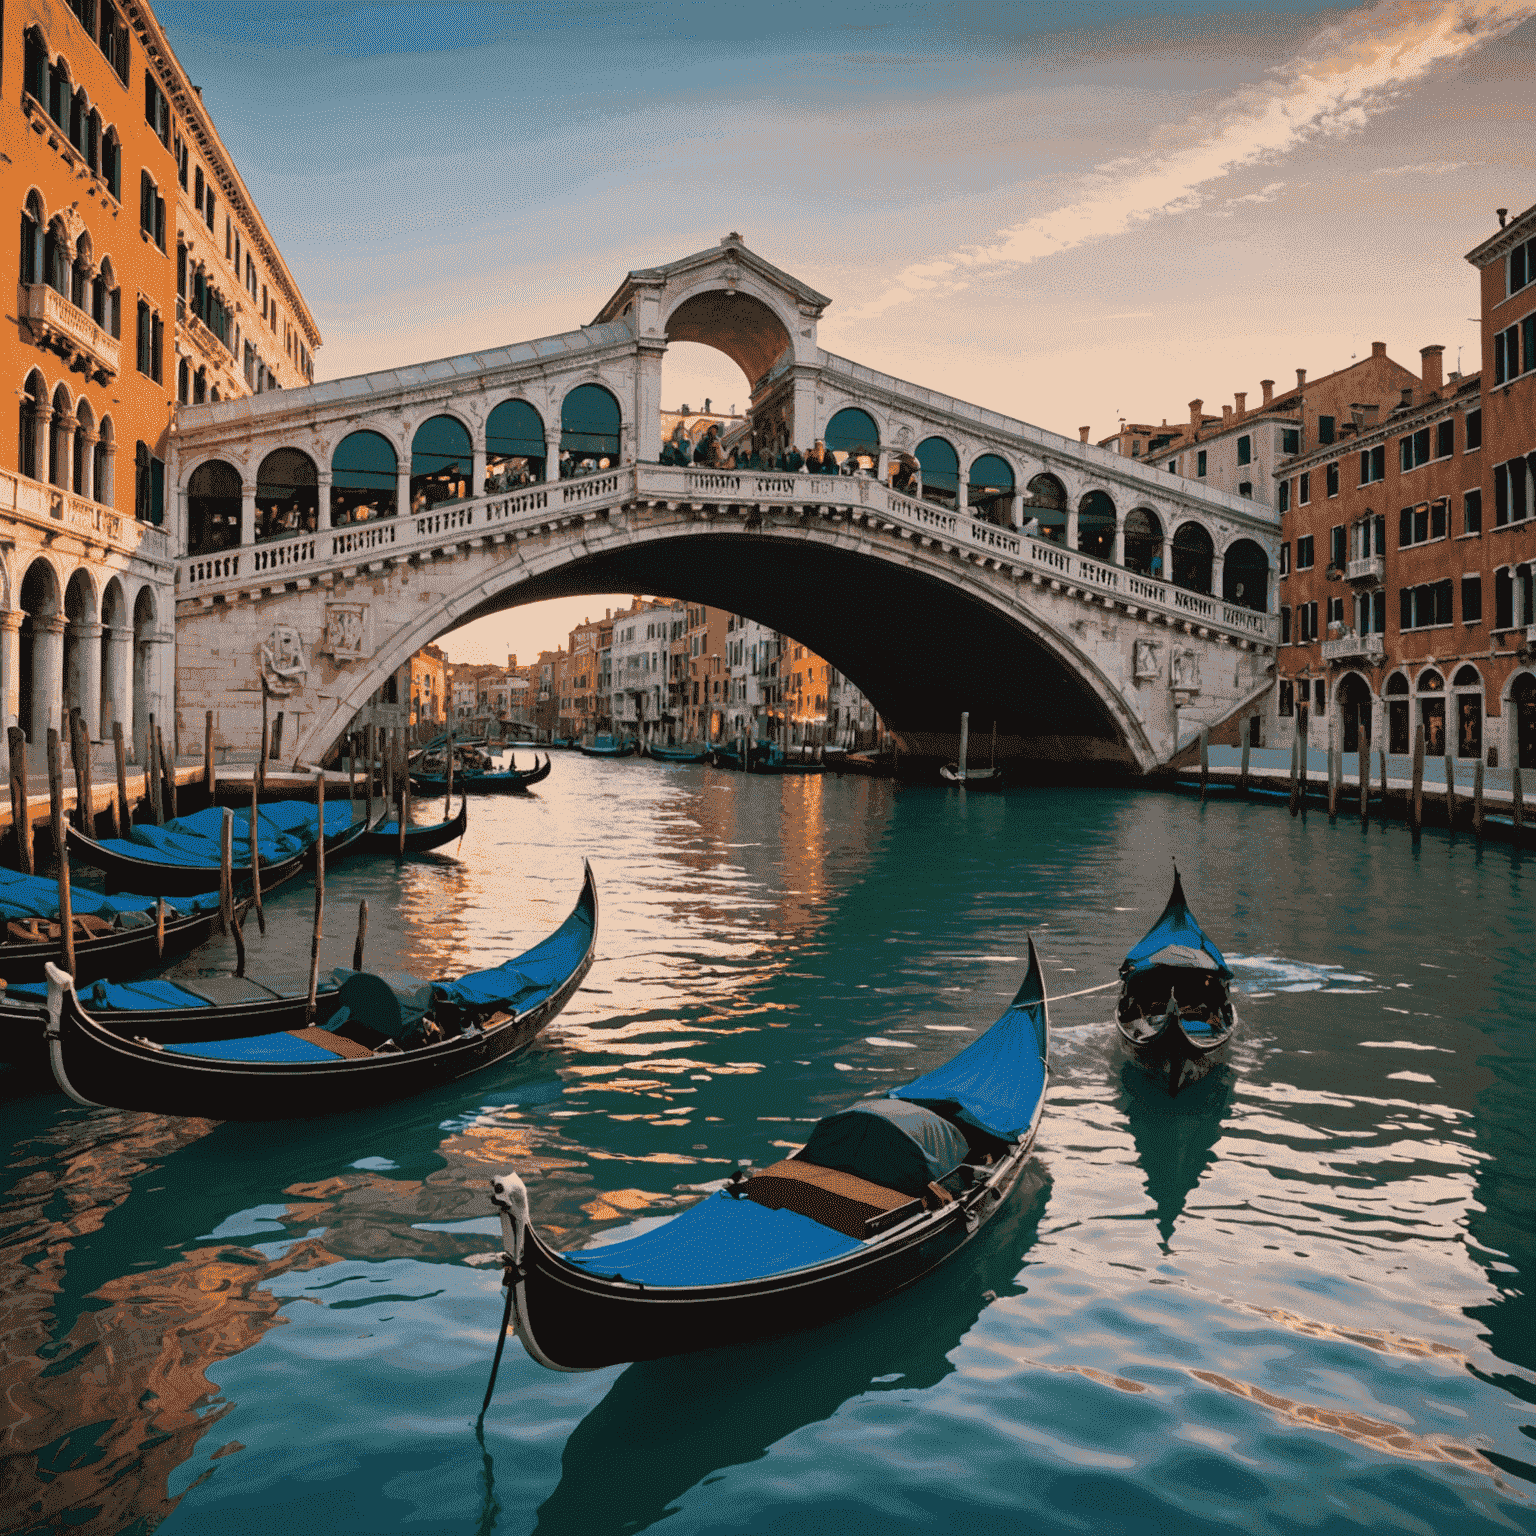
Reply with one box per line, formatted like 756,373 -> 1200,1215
1345,555 -> 1385,584
1321,631 -> 1385,664
21,284 -> 120,381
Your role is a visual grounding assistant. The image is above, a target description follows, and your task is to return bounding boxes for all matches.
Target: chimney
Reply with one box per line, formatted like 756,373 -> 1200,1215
1188,399 -> 1203,436
1295,368 -> 1307,392
1498,208 -> 1509,229
1079,425 -> 1090,443
1399,387 -> 1414,408
1222,405 -> 1233,426
1234,391 -> 1246,418
1260,380 -> 1274,407
1371,341 -> 1387,359
1420,344 -> 1444,392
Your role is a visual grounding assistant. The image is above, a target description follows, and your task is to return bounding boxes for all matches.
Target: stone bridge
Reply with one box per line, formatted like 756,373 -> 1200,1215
170,236 -> 1281,773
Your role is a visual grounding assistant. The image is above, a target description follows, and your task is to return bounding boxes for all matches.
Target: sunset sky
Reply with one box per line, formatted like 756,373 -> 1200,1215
160,0 -> 1536,664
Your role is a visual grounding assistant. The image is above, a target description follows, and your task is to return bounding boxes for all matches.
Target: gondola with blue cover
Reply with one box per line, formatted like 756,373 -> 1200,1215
481,934 -> 1050,1372
1116,869 -> 1236,1095
646,743 -> 710,763
43,863 -> 598,1119
362,795 -> 468,853
577,735 -> 635,759
410,756 -> 550,794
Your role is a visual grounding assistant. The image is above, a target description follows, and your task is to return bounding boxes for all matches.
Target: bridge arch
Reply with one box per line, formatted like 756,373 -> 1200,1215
187,458 -> 241,555
1171,520 -> 1215,594
560,382 -> 622,469
916,435 -> 959,508
486,398 -> 546,490
409,413 -> 474,511
968,453 -> 1014,525
824,407 -> 880,460
661,284 -> 795,387
331,430 -> 398,525
1077,490 -> 1117,561
256,447 -> 318,541
1222,537 -> 1269,611
1123,508 -> 1162,576
1024,473 -> 1067,541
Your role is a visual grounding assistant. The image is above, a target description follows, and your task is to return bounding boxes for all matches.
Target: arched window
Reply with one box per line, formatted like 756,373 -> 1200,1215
1223,539 -> 1270,611
192,365 -> 206,404
44,219 -> 68,297
1171,522 -> 1214,594
409,415 -> 472,511
49,384 -> 71,487
87,108 -> 101,175
1512,673 -> 1536,770
70,87 -> 88,156
914,436 -> 958,508
332,430 -> 397,525
49,57 -> 71,129
1123,509 -> 1162,576
1338,672 -> 1373,754
187,459 -> 241,554
70,230 -> 92,310
24,29 -> 48,104
18,371 -> 45,481
20,191 -> 43,287
94,416 -> 113,505
101,126 -> 121,199
560,384 -> 621,471
72,400 -> 92,495
1416,667 -> 1446,756
968,454 -> 1014,525
1024,473 -> 1067,542
485,399 -> 545,491
255,447 -> 317,541
1452,664 -> 1483,759
177,356 -> 189,404
823,407 -> 879,464
1077,490 -> 1116,560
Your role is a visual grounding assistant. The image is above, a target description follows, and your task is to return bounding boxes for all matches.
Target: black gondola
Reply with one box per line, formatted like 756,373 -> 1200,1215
481,934 -> 1050,1372
1115,869 -> 1236,1096
577,736 -> 636,759
65,802 -> 374,898
362,796 -> 468,854
410,755 -> 551,794
44,863 -> 598,1119
938,765 -> 1004,790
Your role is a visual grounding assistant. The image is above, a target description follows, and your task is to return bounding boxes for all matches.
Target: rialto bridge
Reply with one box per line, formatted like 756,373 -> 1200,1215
169,236 -> 1281,774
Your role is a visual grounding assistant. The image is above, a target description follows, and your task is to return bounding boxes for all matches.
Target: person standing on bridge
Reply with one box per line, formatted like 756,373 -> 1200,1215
783,445 -> 804,473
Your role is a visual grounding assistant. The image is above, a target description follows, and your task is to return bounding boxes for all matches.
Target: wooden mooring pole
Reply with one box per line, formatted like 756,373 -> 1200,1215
1358,728 -> 1369,824
218,808 -> 234,938
158,722 -> 176,821
46,729 -> 74,979
1199,726 -> 1209,804
8,726 -> 31,874
1288,735 -> 1300,817
1238,724 -> 1251,797
353,899 -> 368,972
250,771 -> 265,936
69,708 -> 92,835
306,769 -> 326,1022
1514,765 -> 1525,840
1473,758 -> 1485,843
1411,723 -> 1425,840
1444,752 -> 1456,830
204,710 -> 216,806
1326,720 -> 1338,821
112,722 -> 128,838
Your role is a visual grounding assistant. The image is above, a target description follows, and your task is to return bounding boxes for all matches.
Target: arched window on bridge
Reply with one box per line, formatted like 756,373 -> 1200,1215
1123,509 -> 1162,577
1077,490 -> 1116,561
823,408 -> 879,471
560,384 -> 620,475
187,459 -> 241,555
1223,538 -> 1269,612
1171,521 -> 1214,595
1024,473 -> 1066,543
914,436 -> 958,508
255,448 -> 317,542
486,399 -> 545,492
332,430 -> 397,526
411,415 -> 472,512
968,454 -> 1014,525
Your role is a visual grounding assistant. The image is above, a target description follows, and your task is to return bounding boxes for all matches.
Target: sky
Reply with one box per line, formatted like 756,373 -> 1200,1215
159,0 -> 1536,665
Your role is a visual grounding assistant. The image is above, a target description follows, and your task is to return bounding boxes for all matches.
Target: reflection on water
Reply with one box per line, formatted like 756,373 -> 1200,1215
1,766 -> 1535,1532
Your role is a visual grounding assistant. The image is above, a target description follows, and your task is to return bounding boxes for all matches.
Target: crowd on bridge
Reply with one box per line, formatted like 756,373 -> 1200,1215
659,426 -> 922,494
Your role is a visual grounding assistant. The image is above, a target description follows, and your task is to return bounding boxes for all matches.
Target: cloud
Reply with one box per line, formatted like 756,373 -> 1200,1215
843,0 -> 1535,321
1371,159 -> 1472,174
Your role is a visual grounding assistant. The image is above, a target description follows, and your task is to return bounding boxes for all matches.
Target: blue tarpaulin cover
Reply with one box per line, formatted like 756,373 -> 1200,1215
431,894 -> 593,1015
95,803 -> 353,869
0,867 -> 218,923
1120,873 -> 1230,980
166,1032 -> 339,1063
799,1098 -> 971,1196
560,1190 -> 862,1286
85,979 -> 211,1010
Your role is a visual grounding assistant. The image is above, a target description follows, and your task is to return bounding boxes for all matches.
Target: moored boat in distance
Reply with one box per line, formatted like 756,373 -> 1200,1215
1115,869 -> 1236,1096
362,796 -> 468,853
939,764 -> 1004,790
578,734 -> 637,759
481,934 -> 1050,1372
44,863 -> 598,1120
410,756 -> 550,794
646,742 -> 710,763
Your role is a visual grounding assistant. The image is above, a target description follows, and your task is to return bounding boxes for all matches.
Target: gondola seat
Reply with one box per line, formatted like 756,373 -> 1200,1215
745,1159 -> 915,1239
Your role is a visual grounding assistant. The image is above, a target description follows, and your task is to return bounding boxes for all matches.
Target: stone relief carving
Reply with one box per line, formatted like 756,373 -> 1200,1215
1170,647 -> 1201,692
324,602 -> 371,661
1134,639 -> 1161,680
260,625 -> 309,697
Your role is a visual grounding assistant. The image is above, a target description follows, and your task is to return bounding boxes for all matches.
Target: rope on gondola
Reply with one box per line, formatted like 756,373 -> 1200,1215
1051,978 -> 1120,1001
477,1274 -> 515,1423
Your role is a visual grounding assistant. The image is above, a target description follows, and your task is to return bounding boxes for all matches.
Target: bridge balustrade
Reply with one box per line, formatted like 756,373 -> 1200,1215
173,460 -> 1276,645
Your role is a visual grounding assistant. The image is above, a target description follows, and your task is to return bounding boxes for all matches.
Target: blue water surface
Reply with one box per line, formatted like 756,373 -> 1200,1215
2,760 -> 1533,1534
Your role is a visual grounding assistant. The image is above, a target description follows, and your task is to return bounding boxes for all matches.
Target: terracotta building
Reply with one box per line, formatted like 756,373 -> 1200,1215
6,0 -> 316,761
1275,201 -> 1536,770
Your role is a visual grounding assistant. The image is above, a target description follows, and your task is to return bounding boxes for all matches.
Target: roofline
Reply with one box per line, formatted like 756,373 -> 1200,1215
1465,200 -> 1536,267
127,1 -> 323,351
1281,372 -> 1483,473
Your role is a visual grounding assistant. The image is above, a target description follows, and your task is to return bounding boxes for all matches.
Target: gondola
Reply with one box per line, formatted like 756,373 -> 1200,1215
578,735 -> 636,759
362,796 -> 468,854
646,743 -> 710,763
939,765 -> 1004,790
1115,869 -> 1236,1096
481,933 -> 1050,1372
44,862 -> 598,1119
64,802 -> 371,899
409,755 -> 550,794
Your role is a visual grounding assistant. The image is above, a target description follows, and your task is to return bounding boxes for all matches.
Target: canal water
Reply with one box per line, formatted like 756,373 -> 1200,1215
2,757 -> 1534,1534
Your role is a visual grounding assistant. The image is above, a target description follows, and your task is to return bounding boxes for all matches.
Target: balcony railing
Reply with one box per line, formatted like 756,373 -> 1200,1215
1345,555 -> 1385,584
1321,632 -> 1385,664
22,284 -> 120,380
0,466 -> 162,558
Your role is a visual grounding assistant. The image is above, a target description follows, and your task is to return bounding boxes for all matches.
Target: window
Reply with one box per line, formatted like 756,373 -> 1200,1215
1279,680 -> 1294,717
99,1 -> 129,80
1495,457 -> 1532,525
1166,459 -> 1177,473
1462,575 -> 1482,624
1278,480 -> 1290,513
144,71 -> 170,145
1495,567 -> 1513,629
1465,409 -> 1481,451
1330,525 -> 1346,568
176,135 -> 188,189
136,299 -> 151,375
101,129 -> 120,199
1399,504 -> 1429,547
1494,315 -> 1536,384
1281,607 -> 1292,644
1196,449 -> 1206,477
225,216 -> 232,260
133,440 -> 163,523
1512,234 -> 1536,297
1399,579 -> 1454,629
150,309 -> 162,383
1435,419 -> 1455,459
1237,435 -> 1251,466
1400,428 -> 1432,472
1238,481 -> 1252,498
1465,488 -> 1482,534
1359,444 -> 1386,484
177,356 -> 189,404
1279,541 -> 1290,576
1295,534 -> 1314,570
1298,679 -> 1311,705
1327,595 -> 1345,628
1299,472 -> 1311,505
139,171 -> 165,250
1282,429 -> 1300,455
1318,415 -> 1336,446
1326,461 -> 1339,497
205,186 -> 216,232
1298,601 -> 1319,642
